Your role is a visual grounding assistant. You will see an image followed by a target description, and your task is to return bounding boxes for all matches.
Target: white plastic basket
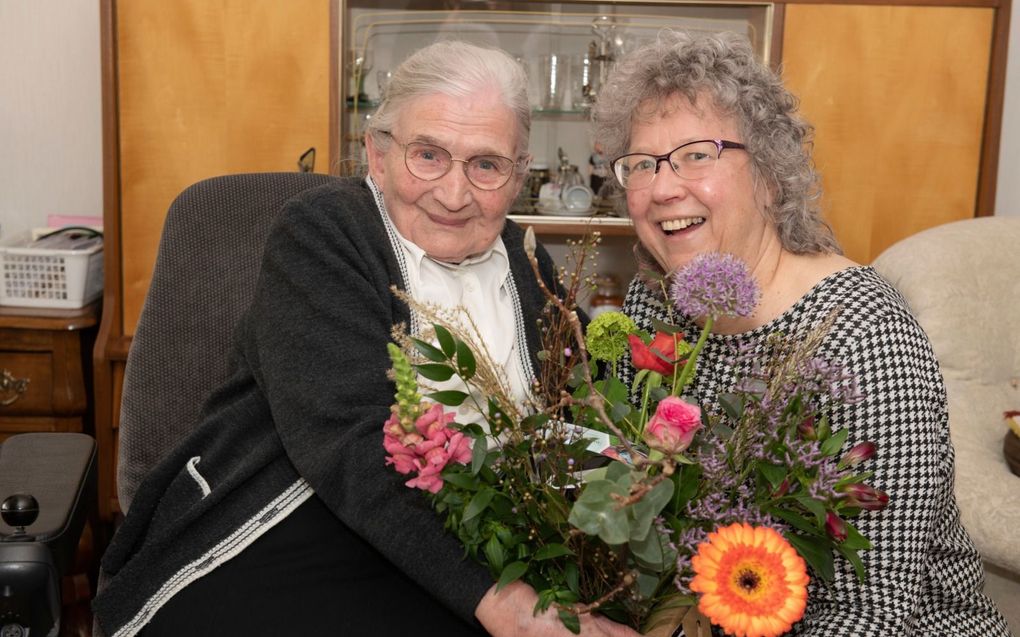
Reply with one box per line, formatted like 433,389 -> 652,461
0,232 -> 104,309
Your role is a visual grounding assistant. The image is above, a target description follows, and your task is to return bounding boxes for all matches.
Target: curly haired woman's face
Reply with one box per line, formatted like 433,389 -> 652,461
624,94 -> 775,274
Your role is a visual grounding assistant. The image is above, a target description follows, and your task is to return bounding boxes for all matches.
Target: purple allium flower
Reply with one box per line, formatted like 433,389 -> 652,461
669,252 -> 760,319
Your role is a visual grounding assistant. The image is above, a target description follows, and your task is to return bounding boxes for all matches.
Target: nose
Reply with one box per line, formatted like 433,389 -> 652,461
432,161 -> 474,211
650,158 -> 690,203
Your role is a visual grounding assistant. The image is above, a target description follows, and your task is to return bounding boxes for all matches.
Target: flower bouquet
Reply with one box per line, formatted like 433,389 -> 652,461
383,232 -> 888,636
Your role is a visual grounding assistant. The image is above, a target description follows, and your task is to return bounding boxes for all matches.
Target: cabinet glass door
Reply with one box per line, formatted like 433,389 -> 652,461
339,0 -> 773,227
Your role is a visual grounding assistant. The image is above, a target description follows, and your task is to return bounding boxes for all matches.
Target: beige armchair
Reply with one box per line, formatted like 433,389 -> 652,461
872,216 -> 1020,632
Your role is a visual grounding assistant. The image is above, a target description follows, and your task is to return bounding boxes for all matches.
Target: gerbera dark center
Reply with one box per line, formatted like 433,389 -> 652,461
738,568 -> 761,592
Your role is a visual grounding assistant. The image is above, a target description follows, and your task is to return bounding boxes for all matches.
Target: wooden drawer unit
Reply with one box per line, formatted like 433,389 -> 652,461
0,303 -> 99,437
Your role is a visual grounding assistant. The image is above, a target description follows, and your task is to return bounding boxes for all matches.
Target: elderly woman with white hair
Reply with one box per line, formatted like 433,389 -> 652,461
94,40 -> 639,637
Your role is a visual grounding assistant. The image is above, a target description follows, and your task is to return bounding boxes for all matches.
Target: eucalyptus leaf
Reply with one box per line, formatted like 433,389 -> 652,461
609,401 -> 632,422
635,570 -> 663,598
568,479 -> 630,545
718,392 -> 745,421
606,461 -> 632,482
711,422 -> 734,441
629,523 -> 665,567
630,479 -> 675,543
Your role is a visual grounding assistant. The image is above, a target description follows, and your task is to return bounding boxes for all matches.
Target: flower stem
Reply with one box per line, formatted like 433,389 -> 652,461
673,315 -> 714,396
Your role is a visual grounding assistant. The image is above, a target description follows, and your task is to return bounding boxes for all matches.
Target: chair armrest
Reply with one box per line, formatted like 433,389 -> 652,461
0,433 -> 97,575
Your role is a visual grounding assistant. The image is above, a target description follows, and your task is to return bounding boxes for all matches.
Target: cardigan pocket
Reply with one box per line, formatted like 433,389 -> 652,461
185,456 -> 212,498
146,456 -> 223,540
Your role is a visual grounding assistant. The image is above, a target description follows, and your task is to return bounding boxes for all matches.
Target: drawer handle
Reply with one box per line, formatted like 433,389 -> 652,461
1,369 -> 29,406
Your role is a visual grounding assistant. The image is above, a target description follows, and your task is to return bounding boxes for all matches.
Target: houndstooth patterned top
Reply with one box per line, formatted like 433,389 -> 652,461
621,266 -> 1011,636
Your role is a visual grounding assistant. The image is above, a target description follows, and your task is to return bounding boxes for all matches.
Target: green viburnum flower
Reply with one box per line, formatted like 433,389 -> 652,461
585,311 -> 638,364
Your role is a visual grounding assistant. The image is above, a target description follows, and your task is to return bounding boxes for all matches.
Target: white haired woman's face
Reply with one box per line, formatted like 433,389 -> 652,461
622,93 -> 774,274
366,88 -> 525,263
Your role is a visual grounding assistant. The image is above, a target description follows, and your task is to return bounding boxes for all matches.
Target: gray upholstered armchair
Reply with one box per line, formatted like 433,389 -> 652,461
115,171 -> 339,514
872,216 -> 1020,633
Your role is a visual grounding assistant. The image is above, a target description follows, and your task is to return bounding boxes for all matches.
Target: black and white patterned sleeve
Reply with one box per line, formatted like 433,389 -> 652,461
792,300 -> 1008,635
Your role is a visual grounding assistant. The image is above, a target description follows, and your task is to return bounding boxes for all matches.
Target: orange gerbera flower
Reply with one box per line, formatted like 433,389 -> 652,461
689,522 -> 809,637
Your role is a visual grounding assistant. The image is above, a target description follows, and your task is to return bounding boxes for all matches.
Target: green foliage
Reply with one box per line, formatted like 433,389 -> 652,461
385,271 -> 889,634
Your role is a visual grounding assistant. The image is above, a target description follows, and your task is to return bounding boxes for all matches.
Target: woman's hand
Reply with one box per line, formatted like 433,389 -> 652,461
476,581 -> 643,637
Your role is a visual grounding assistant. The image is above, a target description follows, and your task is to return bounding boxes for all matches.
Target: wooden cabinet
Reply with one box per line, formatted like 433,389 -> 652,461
94,0 -> 1010,520
0,303 -> 99,438
781,3 -> 998,264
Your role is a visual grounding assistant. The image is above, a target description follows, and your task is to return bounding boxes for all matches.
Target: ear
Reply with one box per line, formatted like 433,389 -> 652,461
365,132 -> 387,184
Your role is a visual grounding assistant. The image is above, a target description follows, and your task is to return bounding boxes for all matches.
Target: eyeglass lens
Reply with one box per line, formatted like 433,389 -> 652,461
613,140 -> 730,190
405,142 -> 515,190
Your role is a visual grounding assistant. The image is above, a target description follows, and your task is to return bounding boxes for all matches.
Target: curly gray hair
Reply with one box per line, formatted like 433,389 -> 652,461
592,29 -> 840,255
365,40 -> 531,161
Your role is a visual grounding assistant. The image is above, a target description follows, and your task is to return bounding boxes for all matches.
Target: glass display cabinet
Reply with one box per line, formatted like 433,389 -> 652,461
338,0 -> 774,235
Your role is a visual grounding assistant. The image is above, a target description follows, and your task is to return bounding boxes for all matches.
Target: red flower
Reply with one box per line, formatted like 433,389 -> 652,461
839,483 -> 890,511
825,511 -> 848,542
839,442 -> 877,468
628,331 -> 679,375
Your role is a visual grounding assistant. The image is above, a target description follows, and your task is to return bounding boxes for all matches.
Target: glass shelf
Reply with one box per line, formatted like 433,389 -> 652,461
509,214 -> 633,237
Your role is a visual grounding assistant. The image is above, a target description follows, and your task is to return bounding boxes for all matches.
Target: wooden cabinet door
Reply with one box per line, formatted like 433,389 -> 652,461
116,0 -> 332,334
781,4 -> 994,263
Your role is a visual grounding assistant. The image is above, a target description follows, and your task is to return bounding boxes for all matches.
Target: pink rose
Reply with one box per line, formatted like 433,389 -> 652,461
643,396 -> 702,455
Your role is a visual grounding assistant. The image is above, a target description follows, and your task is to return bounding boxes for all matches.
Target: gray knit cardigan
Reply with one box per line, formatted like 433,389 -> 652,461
93,179 -> 561,636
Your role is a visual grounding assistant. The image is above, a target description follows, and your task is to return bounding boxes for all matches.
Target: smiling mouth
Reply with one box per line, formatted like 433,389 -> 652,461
429,213 -> 471,227
660,217 -> 705,235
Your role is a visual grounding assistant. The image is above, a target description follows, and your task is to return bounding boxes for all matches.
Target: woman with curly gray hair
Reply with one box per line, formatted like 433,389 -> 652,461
596,29 -> 1010,635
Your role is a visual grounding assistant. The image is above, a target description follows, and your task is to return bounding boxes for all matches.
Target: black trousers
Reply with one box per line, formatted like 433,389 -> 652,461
140,494 -> 487,636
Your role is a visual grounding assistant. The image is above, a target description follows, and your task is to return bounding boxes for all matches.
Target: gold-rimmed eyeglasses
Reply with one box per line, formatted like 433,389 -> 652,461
379,131 -> 524,191
610,139 -> 746,190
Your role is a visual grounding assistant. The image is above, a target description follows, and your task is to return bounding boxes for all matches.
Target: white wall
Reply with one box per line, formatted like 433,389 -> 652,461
0,2 -> 1016,242
0,1 -> 103,241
